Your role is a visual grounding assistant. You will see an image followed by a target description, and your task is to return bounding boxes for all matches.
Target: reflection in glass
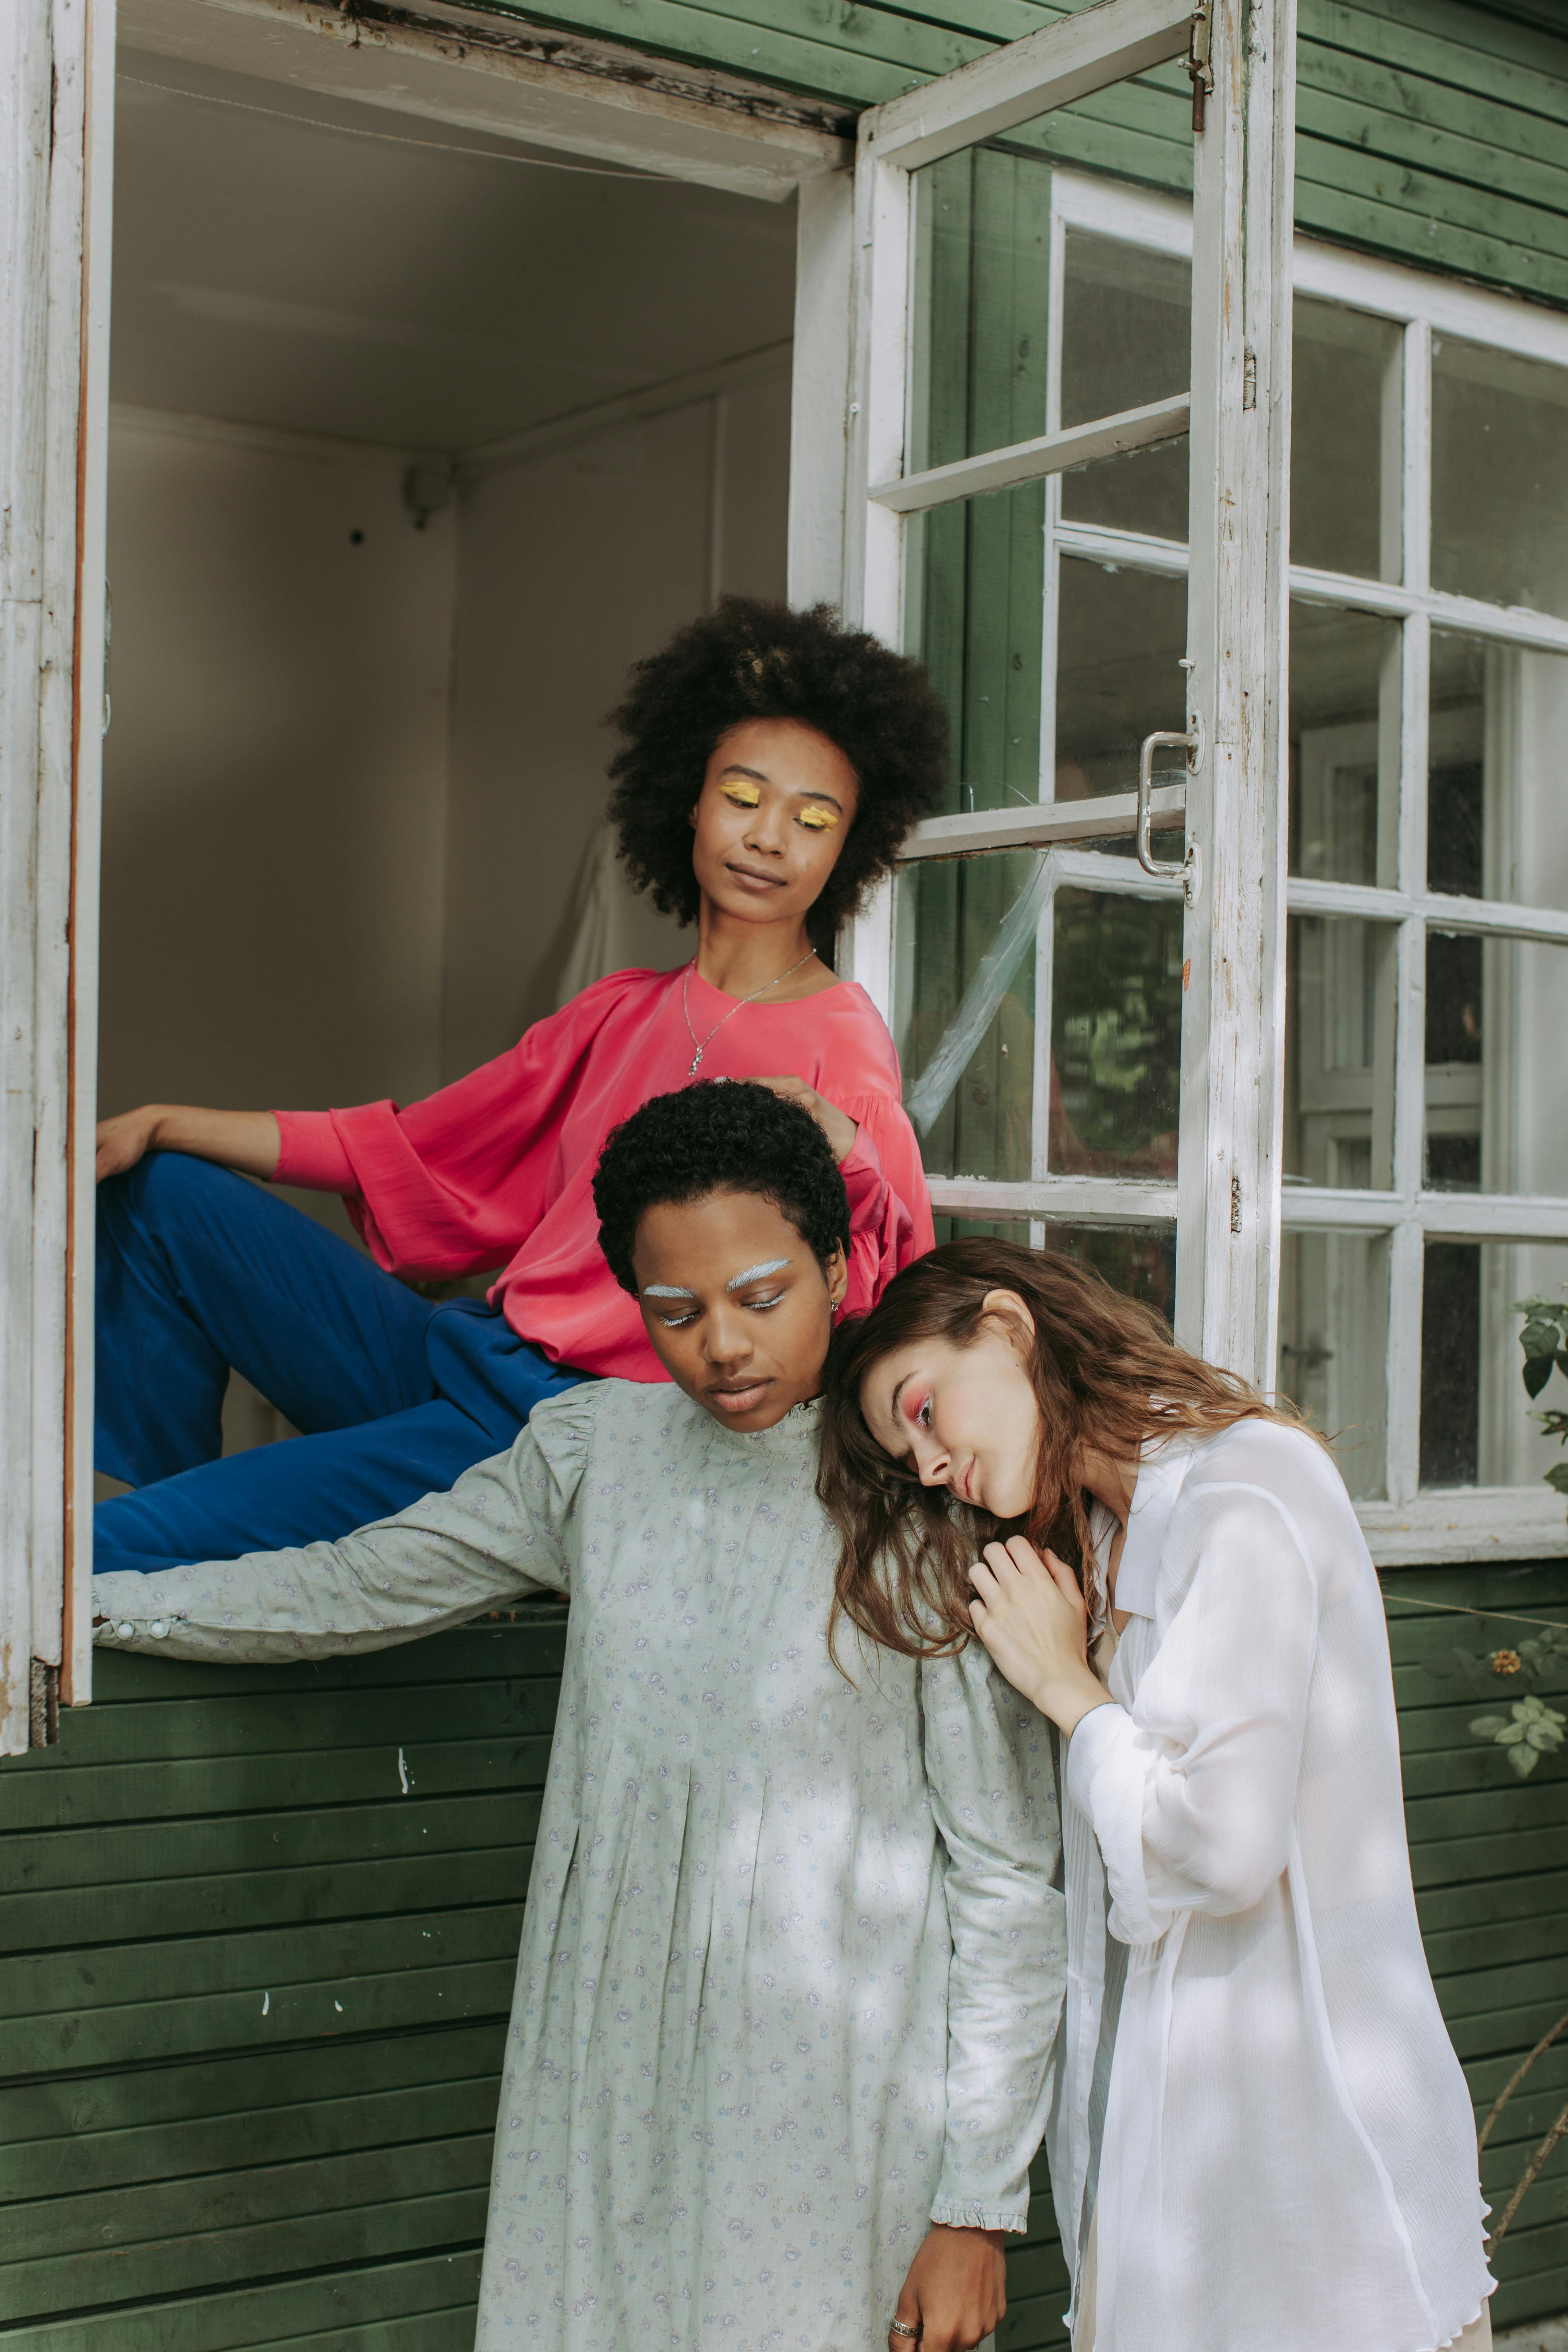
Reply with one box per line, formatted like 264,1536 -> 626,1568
895,854 -> 1037,1182
907,485 -> 1045,817
1060,233 -> 1190,542
1056,558 -> 1188,800
1424,932 -> 1568,1195
1290,298 -> 1401,582
909,147 -> 1050,473
1287,602 -> 1399,885
1420,1239 -> 1568,1487
1428,631 -> 1568,909
1432,337 -> 1568,620
1050,888 -> 1183,1179
1283,915 -> 1397,1189
1277,1231 -> 1389,1500
1043,1222 -> 1177,1325
933,1218 -> 1033,1246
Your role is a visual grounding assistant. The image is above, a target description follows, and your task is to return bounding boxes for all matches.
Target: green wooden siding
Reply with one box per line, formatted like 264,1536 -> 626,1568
1,1568 -> 1563,2349
478,0 -> 1568,313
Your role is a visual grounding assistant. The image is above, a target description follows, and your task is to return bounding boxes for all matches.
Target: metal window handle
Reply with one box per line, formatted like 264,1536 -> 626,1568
1137,720 -> 1203,903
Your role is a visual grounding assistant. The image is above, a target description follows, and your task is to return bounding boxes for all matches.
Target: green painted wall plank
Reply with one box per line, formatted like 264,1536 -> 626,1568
0,1678 -> 560,1773
0,2073 -> 502,2203
0,2250 -> 483,2349
0,2024 -> 503,2149
81,1619 -> 569,1704
1418,1867 -> 1568,1935
0,1735 -> 555,1832
3,1843 -> 531,1949
4,1790 -> 535,1899
1306,0 -> 1568,117
1296,38 -> 1568,196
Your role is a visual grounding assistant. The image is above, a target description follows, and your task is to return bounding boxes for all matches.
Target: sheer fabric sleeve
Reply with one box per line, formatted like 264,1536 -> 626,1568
922,1638 -> 1067,2233
91,1385 -> 604,1665
1065,1480 -> 1319,1946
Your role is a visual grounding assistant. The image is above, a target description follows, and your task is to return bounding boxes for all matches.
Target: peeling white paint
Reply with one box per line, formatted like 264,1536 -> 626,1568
397,1745 -> 410,1794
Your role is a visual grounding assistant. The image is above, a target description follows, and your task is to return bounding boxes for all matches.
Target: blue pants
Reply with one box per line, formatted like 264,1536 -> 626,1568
95,1152 -> 588,1575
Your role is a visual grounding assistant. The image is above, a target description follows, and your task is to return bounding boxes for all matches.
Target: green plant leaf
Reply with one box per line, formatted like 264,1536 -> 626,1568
1525,1355 -> 1558,1399
1545,1464 -> 1568,1496
1507,1745 -> 1540,1778
1497,1723 -> 1527,1744
1469,1715 -> 1509,1736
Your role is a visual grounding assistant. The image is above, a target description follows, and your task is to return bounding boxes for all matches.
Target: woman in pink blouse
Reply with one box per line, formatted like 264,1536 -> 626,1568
93,599 -> 943,1574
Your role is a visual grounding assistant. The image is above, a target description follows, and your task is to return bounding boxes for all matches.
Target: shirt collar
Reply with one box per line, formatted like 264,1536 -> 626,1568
1113,1430 -> 1196,1618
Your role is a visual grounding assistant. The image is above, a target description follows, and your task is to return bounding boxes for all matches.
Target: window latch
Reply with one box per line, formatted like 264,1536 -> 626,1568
1137,721 -> 1203,905
1187,0 -> 1213,132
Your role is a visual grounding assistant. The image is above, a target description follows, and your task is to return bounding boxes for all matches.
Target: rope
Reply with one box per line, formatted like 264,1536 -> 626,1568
1380,1592 -> 1568,1636
120,73 -> 676,179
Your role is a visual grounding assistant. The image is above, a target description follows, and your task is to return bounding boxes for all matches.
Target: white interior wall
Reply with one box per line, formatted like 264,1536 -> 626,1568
440,366 -> 791,1082
99,411 -> 456,1208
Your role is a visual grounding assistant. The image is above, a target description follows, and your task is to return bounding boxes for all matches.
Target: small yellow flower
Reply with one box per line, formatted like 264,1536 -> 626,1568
1491,1649 -> 1523,1675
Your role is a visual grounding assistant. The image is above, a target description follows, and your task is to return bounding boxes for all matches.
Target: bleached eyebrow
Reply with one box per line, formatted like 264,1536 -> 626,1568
642,1284 -> 696,1298
728,1259 -> 790,1290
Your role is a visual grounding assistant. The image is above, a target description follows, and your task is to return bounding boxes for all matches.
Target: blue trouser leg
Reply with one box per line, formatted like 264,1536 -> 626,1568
94,1153 -> 584,1577
97,1152 -> 439,1485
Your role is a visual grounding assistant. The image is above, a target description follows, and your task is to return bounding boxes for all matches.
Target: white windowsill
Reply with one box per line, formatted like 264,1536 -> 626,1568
1359,1489 -> 1568,1569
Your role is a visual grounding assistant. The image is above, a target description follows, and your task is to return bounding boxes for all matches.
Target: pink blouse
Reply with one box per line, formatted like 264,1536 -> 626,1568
273,966 -> 935,1383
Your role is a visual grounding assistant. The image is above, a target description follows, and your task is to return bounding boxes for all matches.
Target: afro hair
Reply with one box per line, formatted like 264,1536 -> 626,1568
606,597 -> 948,946
593,1080 -> 851,1298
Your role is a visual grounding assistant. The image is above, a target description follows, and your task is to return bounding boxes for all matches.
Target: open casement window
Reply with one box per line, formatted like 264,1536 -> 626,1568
838,0 -> 1297,1391
0,0 -> 113,1753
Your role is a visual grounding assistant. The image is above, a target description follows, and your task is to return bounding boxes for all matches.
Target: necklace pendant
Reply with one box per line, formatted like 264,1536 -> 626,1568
689,1048 -> 704,1075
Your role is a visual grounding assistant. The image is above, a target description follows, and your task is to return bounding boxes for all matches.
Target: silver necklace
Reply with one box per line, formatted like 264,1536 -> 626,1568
681,950 -> 816,1076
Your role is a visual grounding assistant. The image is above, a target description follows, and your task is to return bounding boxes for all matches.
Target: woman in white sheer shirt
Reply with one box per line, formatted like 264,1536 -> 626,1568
823,1237 -> 1493,2352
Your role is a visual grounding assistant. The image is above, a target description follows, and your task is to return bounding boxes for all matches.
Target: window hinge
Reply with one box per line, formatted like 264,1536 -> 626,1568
1188,0 -> 1213,132
1243,346 -> 1257,410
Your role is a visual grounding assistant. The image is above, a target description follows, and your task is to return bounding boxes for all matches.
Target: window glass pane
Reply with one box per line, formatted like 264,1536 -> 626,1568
1431,337 -> 1568,620
1420,1239 -> 1568,1487
907,486 -> 1045,818
1424,931 -> 1568,1195
908,99 -> 1192,476
1059,232 -> 1189,542
1057,556 -> 1188,800
1284,914 -> 1397,1189
909,148 -> 1050,472
1290,299 -> 1401,583
895,853 -> 1038,1181
1276,1231 -> 1389,1500
1287,602 -> 1400,886
1044,1222 -> 1177,1321
929,1219 -> 1178,1323
1050,886 -> 1183,1179
1428,631 -> 1568,910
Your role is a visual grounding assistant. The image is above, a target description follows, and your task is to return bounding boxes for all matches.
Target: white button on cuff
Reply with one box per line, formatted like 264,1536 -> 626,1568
115,1622 -> 134,1638
150,1621 -> 170,1639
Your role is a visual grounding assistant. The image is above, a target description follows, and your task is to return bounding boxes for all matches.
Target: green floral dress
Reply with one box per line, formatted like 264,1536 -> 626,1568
95,1382 -> 1068,2352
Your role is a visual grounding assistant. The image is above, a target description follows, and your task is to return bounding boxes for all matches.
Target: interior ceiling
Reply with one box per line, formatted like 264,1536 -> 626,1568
110,51 -> 798,452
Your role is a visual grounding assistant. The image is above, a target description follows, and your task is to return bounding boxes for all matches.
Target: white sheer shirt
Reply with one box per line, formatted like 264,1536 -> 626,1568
1046,1418 -> 1493,2352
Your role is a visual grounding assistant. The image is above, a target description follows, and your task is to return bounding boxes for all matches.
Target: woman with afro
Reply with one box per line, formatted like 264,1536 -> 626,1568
93,598 -> 945,1574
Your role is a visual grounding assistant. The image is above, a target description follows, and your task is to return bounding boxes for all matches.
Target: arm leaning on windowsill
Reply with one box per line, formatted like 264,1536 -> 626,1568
92,1387 -> 602,1665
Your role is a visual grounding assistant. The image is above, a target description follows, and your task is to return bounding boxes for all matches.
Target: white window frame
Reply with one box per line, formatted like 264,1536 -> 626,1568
838,0 -> 1298,1385
847,138 -> 1568,1567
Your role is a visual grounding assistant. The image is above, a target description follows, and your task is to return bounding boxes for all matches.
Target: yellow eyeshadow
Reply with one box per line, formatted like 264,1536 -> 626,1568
796,807 -> 840,831
720,780 -> 761,808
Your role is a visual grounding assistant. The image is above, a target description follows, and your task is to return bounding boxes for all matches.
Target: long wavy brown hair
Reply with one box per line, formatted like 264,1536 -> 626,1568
818,1238 -> 1307,1663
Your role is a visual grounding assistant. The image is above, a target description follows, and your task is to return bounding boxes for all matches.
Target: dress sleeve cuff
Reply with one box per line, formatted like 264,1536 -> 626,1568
837,1120 -> 884,1204
272,1109 -> 356,1193
929,2194 -> 1030,2235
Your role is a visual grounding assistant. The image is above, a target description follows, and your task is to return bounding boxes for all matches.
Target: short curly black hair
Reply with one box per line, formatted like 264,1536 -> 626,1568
593,1080 -> 851,1297
607,597 -> 948,945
